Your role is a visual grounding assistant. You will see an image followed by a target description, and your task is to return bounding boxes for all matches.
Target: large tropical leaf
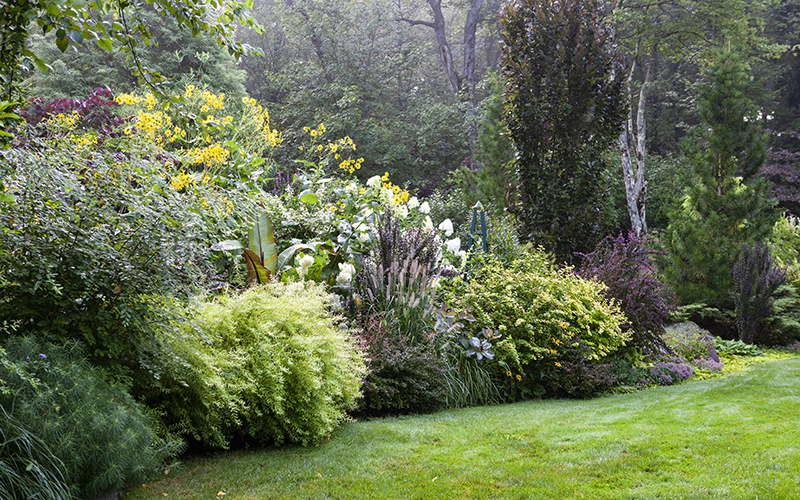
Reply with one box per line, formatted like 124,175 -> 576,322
248,212 -> 277,273
243,248 -> 271,285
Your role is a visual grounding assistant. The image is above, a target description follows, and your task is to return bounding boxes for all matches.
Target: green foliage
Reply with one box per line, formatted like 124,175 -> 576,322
138,283 -> 366,448
500,0 -> 628,262
240,0 -> 470,189
452,72 -> 516,209
0,337 -> 181,499
427,188 -> 524,267
0,121 -> 255,369
663,323 -> 716,362
0,407 -> 72,500
770,214 -> 800,285
713,336 -> 764,356
24,5 -> 247,101
0,0 -> 259,104
645,153 -> 688,230
449,252 -> 629,397
666,47 -> 778,308
761,283 -> 800,345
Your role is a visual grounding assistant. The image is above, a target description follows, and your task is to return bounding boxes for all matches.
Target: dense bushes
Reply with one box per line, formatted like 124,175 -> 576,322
137,283 -> 366,448
354,311 -> 450,416
0,100 -> 259,373
576,231 -> 676,355
0,337 -> 181,499
448,252 -> 629,398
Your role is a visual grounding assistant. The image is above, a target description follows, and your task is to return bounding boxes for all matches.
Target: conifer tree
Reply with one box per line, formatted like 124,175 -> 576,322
666,46 -> 777,308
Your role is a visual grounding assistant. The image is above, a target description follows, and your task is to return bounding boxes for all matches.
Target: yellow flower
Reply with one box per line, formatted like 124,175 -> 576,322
555,362 -> 562,367
516,374 -> 522,382
506,371 -> 512,377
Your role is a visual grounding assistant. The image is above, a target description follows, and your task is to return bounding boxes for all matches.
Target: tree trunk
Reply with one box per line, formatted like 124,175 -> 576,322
463,0 -> 483,170
620,51 -> 653,236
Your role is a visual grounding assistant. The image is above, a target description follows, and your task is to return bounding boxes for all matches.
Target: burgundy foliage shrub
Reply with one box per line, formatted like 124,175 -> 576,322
576,231 -> 676,354
732,242 -> 786,344
354,311 -> 449,417
17,88 -> 130,144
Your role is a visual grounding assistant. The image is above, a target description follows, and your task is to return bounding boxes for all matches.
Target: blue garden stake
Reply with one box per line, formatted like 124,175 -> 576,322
464,202 -> 489,280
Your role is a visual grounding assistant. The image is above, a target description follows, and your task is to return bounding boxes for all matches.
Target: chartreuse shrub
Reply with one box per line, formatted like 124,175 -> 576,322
450,253 -> 629,398
138,283 -> 366,448
0,337 -> 181,500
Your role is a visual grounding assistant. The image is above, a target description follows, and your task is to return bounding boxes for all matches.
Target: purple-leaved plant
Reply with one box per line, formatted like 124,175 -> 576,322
733,242 -> 786,344
576,231 -> 676,354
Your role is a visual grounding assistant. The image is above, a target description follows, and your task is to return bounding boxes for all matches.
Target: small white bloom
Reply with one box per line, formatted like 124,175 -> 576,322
366,175 -> 381,188
438,218 -> 454,237
339,262 -> 356,276
419,201 -> 431,214
337,272 -> 352,285
446,237 -> 461,254
380,187 -> 394,203
358,231 -> 371,243
345,183 -> 358,194
423,215 -> 434,230
299,254 -> 314,269
407,196 -> 420,210
395,204 -> 409,219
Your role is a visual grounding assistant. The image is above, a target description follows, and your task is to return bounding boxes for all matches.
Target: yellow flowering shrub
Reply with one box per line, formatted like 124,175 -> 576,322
451,252 -> 629,398
115,84 -> 281,173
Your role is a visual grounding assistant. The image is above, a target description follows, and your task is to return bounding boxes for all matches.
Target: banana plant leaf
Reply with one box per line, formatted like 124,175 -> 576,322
242,248 -> 271,285
210,240 -> 244,252
248,212 -> 277,274
276,243 -> 318,272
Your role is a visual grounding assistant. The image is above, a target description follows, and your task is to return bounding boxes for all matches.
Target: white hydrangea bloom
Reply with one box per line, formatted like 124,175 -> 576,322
438,218 -> 454,237
419,201 -> 431,214
366,175 -> 381,188
446,237 -> 461,254
407,196 -> 420,210
339,262 -> 356,276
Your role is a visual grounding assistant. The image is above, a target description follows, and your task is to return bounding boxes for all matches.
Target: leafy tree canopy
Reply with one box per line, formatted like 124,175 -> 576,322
0,0 -> 261,101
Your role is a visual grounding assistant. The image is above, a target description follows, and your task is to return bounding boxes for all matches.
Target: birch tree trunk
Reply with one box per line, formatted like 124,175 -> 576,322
619,51 -> 653,236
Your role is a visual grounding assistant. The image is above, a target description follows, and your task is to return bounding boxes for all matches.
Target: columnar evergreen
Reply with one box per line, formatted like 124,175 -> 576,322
499,0 -> 628,262
666,47 -> 777,308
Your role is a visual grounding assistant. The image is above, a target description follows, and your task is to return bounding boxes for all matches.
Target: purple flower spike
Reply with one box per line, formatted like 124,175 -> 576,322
39,353 -> 47,359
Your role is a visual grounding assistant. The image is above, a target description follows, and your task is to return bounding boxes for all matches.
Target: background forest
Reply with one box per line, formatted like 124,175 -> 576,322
4,0 -> 800,498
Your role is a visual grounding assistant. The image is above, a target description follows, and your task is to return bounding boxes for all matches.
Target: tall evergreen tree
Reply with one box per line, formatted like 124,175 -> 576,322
500,0 -> 628,263
666,47 -> 778,309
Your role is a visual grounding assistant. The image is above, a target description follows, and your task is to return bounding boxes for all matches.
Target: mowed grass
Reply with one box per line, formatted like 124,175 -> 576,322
124,357 -> 800,500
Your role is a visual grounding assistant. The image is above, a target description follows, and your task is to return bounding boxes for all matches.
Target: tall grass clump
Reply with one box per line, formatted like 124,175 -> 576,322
348,210 -> 453,415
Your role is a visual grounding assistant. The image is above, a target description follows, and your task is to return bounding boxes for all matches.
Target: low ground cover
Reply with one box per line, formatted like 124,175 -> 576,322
123,355 -> 800,500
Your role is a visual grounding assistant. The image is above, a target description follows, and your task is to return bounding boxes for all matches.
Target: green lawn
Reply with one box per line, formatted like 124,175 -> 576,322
124,357 -> 800,499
